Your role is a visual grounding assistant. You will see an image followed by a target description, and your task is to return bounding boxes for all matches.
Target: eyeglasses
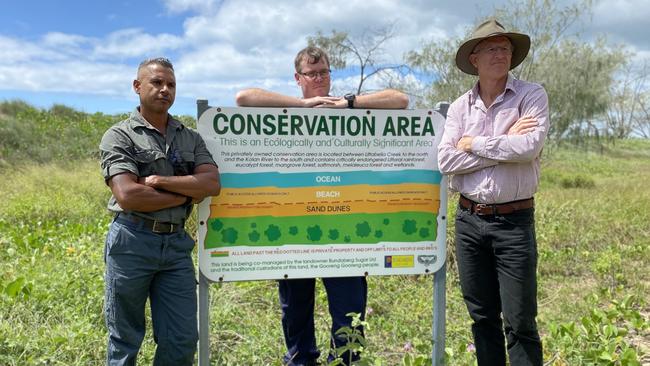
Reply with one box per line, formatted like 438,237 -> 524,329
473,46 -> 513,55
299,69 -> 331,79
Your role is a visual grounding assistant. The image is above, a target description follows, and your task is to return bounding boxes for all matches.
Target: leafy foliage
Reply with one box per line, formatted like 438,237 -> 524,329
0,99 -> 196,166
0,100 -> 122,163
308,24 -> 409,95
327,313 -> 374,366
405,0 -> 633,143
546,295 -> 647,365
0,102 -> 648,364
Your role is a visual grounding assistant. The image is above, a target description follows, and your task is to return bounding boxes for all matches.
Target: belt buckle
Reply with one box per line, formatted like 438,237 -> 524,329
152,221 -> 173,234
474,203 -> 494,215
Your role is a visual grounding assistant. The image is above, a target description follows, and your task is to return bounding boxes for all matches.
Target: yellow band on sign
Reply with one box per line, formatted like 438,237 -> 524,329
210,183 -> 440,218
389,255 -> 415,268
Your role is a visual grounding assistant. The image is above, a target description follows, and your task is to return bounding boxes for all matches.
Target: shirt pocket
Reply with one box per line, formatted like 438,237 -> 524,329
167,149 -> 197,176
133,149 -> 166,176
496,108 -> 520,133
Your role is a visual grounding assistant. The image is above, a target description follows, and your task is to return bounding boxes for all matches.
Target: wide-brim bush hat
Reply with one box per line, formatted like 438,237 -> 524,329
455,18 -> 530,75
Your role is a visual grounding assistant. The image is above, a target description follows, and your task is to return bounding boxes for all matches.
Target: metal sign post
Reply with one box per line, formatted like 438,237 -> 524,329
196,100 -> 449,366
432,102 -> 449,365
197,99 -> 211,366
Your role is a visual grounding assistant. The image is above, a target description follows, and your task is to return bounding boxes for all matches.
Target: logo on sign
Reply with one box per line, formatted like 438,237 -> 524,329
417,255 -> 437,267
384,255 -> 415,268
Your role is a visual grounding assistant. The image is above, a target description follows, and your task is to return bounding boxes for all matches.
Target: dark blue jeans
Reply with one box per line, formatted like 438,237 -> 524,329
104,218 -> 198,366
279,277 -> 367,366
455,205 -> 542,366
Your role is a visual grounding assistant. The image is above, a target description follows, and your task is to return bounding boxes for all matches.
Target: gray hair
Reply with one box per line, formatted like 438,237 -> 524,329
137,57 -> 174,73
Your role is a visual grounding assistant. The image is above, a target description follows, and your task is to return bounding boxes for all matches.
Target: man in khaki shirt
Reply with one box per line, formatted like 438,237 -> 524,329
100,57 -> 220,365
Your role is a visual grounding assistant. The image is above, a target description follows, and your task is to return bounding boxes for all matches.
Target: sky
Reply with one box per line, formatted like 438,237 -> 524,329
0,0 -> 648,117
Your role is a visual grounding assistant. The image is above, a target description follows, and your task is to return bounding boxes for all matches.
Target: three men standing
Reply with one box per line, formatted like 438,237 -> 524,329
100,16 -> 548,364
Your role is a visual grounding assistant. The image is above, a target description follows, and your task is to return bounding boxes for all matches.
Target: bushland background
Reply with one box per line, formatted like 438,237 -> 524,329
0,100 -> 648,365
2,1 -> 650,364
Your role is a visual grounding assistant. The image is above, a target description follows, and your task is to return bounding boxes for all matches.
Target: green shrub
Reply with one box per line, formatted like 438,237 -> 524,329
0,101 -> 121,164
545,295 -> 647,365
559,174 -> 596,189
1,103 -> 649,365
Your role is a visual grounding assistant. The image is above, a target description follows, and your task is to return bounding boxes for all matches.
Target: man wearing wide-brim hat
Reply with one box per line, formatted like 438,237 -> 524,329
438,19 -> 548,365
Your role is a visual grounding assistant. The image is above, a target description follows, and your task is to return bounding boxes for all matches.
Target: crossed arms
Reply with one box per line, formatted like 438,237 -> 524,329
235,88 -> 409,109
108,164 -> 221,212
438,86 -> 549,175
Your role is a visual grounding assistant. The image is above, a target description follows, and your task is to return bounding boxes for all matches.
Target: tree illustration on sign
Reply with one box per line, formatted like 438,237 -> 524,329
419,227 -> 430,239
211,219 -> 223,232
249,230 -> 260,242
222,228 -> 238,244
307,225 -> 323,242
289,226 -> 298,236
356,221 -> 371,237
265,224 -> 281,241
402,219 -> 417,235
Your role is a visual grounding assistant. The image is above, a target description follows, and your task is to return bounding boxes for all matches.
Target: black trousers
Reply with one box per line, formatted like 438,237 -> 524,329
278,276 -> 367,366
455,205 -> 543,366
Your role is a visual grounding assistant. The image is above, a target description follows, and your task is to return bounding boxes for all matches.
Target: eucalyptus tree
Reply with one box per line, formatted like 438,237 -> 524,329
308,23 -> 409,95
406,0 -> 628,143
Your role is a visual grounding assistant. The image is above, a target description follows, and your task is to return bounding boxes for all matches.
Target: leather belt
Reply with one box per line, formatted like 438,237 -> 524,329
115,213 -> 183,234
459,196 -> 534,216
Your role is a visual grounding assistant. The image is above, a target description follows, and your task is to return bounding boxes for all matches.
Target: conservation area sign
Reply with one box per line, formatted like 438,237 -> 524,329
197,107 -> 447,282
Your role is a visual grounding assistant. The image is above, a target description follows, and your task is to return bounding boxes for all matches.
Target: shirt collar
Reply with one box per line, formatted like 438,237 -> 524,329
128,108 -> 183,131
505,73 -> 517,94
469,73 -> 518,105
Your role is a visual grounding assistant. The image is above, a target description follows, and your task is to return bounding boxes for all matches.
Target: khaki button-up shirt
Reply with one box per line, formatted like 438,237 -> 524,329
100,109 -> 216,223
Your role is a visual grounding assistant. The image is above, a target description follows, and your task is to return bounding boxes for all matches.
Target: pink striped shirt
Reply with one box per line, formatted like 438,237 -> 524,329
437,75 -> 549,204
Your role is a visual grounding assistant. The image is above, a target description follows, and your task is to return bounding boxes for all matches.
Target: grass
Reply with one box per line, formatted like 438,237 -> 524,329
0,101 -> 648,364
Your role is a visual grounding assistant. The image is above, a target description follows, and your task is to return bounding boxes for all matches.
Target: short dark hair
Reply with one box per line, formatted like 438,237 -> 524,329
137,57 -> 174,73
294,47 -> 330,73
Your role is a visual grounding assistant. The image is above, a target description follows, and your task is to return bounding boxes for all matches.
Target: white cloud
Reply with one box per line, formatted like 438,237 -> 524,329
0,36 -> 46,63
0,0 -> 648,114
587,0 -> 650,51
174,0 -> 457,81
162,0 -> 221,14
92,29 -> 184,59
593,0 -> 650,23
0,27 -> 183,96
42,32 -> 91,48
0,0 -> 481,105
0,61 -> 132,95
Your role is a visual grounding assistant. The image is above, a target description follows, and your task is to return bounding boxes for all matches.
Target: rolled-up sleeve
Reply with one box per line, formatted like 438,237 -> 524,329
192,131 -> 217,168
100,127 -> 138,183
